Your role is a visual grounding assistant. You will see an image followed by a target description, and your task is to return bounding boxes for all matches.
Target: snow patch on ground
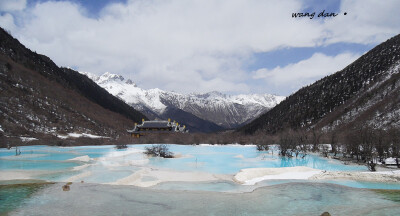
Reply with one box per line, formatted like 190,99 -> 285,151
199,144 -> 256,147
385,157 -> 399,165
20,137 -> 38,142
57,133 -> 110,139
0,125 -> 3,132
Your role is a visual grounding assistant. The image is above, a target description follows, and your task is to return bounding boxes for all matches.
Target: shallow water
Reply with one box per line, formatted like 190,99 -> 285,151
0,144 -> 365,172
140,144 -> 366,173
2,144 -> 400,215
0,182 -> 52,215
153,180 -> 257,193
7,182 -> 400,216
0,159 -> 80,171
0,144 -> 396,190
151,179 -> 400,193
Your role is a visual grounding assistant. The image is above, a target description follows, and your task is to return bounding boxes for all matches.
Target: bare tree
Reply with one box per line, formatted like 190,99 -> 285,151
311,128 -> 322,152
278,130 -> 296,157
388,127 -> 400,167
292,130 -> 308,158
115,143 -> 128,149
330,130 -> 338,156
144,144 -> 174,158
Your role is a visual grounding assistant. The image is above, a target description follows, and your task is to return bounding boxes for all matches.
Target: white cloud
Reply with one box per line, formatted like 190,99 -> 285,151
252,52 -> 360,93
0,0 -> 399,94
0,13 -> 17,32
323,0 -> 400,45
0,0 -> 324,94
0,0 -> 26,11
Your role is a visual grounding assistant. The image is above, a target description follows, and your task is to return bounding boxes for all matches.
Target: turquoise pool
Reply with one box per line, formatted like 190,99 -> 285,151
134,144 -> 366,174
2,144 -> 400,215
1,144 -> 398,190
1,144 -> 365,172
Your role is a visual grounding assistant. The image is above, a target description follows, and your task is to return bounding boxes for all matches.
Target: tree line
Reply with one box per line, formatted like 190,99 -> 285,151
120,125 -> 400,171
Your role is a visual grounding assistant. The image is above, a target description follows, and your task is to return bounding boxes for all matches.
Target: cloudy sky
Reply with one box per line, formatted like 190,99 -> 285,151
1,0 -> 399,96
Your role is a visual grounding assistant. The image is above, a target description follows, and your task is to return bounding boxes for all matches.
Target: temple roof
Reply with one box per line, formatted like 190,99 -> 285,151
138,121 -> 171,129
128,120 -> 188,134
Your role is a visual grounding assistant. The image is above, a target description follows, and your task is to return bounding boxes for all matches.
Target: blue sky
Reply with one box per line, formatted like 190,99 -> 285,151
1,0 -> 399,96
26,0 -> 127,16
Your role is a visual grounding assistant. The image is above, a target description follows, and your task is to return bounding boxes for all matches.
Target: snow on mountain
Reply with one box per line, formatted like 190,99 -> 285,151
240,33 -> 400,134
80,71 -> 166,113
80,71 -> 285,128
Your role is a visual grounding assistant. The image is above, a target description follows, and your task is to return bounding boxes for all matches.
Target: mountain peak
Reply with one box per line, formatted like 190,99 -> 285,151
98,72 -> 125,84
78,71 -> 99,81
79,71 -> 138,87
125,79 -> 137,87
193,91 -> 226,99
83,72 -> 284,128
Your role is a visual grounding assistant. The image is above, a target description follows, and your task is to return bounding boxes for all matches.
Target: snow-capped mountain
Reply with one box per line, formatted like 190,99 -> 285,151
80,72 -> 285,128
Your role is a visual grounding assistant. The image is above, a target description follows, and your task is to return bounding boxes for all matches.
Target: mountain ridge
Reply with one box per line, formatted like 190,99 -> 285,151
80,71 -> 285,129
240,33 -> 400,134
0,27 -> 147,145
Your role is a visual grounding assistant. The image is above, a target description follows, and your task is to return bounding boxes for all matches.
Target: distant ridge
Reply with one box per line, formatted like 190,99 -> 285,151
160,107 -> 225,133
81,71 -> 285,130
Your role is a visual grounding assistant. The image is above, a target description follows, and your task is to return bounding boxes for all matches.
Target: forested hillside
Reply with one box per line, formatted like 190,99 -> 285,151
0,28 -> 147,146
240,33 -> 400,134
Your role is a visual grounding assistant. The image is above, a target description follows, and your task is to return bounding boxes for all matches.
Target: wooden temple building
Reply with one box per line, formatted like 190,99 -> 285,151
128,119 -> 188,138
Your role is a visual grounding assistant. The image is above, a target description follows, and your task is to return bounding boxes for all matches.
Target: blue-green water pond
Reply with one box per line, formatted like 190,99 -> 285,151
1,144 -> 400,215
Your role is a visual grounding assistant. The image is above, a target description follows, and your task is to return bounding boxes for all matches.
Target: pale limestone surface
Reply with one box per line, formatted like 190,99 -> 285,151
110,167 -> 232,187
68,155 -> 91,162
234,166 -> 322,185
